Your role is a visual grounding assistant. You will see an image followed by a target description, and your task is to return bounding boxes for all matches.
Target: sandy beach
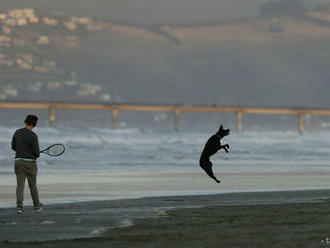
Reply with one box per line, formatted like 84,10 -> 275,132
2,189 -> 330,247
2,171 -> 330,209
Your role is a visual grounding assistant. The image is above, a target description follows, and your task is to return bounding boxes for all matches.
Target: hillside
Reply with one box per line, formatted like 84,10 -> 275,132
1,3 -> 330,108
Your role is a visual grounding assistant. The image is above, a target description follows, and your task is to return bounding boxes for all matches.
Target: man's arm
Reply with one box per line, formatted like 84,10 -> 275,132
11,133 -> 16,151
33,135 -> 40,158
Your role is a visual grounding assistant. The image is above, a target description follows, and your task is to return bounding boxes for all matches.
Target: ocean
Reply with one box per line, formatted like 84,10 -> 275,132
1,126 -> 330,208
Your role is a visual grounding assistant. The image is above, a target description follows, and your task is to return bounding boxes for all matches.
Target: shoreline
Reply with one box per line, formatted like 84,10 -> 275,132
2,186 -> 330,208
2,186 -> 330,209
2,170 -> 330,209
2,188 -> 330,246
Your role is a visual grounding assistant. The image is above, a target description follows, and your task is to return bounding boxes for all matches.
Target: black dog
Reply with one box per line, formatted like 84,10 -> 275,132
199,124 -> 230,183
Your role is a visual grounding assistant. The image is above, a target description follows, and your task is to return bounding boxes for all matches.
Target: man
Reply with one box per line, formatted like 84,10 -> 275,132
11,115 -> 43,214
199,124 -> 230,183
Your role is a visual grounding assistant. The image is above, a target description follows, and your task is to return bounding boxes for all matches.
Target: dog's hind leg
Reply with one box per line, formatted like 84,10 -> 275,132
200,161 -> 220,183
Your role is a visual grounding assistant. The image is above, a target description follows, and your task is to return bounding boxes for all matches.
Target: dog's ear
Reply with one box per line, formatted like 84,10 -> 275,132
217,124 -> 223,133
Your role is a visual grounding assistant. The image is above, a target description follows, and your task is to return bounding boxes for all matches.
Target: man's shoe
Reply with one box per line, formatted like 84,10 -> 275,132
34,203 -> 44,212
16,208 -> 24,215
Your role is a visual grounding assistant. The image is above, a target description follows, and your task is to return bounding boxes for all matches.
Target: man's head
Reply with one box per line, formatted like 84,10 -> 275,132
216,124 -> 230,138
25,115 -> 38,129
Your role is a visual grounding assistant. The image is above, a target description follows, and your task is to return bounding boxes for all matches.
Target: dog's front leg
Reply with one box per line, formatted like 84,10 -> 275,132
221,144 -> 230,153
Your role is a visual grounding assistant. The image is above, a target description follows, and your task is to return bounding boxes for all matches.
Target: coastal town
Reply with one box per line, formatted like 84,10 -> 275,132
0,8 -> 104,74
0,8 -> 110,101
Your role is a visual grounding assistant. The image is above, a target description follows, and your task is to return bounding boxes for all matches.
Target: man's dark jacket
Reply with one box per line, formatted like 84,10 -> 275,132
12,128 -> 40,160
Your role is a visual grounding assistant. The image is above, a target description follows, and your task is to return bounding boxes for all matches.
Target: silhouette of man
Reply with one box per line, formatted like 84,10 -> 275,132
12,115 -> 43,214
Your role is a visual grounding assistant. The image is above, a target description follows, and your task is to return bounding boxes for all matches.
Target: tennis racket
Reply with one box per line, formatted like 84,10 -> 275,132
40,144 -> 65,156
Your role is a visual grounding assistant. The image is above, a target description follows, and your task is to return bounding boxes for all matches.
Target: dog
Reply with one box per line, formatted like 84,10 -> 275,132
199,124 -> 230,183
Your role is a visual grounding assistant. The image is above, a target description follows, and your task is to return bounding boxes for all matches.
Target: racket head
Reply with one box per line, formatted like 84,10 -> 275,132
43,144 -> 65,156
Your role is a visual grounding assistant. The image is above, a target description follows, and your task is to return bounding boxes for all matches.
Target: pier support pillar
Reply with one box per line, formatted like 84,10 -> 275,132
112,109 -> 119,129
237,112 -> 242,132
298,113 -> 304,134
174,109 -> 181,131
49,106 -> 56,127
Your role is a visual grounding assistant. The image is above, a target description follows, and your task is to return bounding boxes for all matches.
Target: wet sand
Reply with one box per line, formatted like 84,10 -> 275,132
2,189 -> 330,247
2,171 -> 330,208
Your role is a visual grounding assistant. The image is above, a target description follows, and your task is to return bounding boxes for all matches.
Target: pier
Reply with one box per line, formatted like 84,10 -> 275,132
1,102 -> 330,132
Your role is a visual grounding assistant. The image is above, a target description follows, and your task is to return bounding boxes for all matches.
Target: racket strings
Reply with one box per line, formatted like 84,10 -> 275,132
47,144 -> 65,156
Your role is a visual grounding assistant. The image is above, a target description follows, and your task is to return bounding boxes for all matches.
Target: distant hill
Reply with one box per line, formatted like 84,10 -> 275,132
0,0 -> 270,27
1,1 -> 330,109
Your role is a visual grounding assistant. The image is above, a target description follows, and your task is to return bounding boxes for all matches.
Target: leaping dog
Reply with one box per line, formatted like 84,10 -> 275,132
199,124 -> 230,183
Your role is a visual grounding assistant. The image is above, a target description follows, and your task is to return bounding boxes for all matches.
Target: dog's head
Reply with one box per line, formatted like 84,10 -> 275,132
216,124 -> 230,138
